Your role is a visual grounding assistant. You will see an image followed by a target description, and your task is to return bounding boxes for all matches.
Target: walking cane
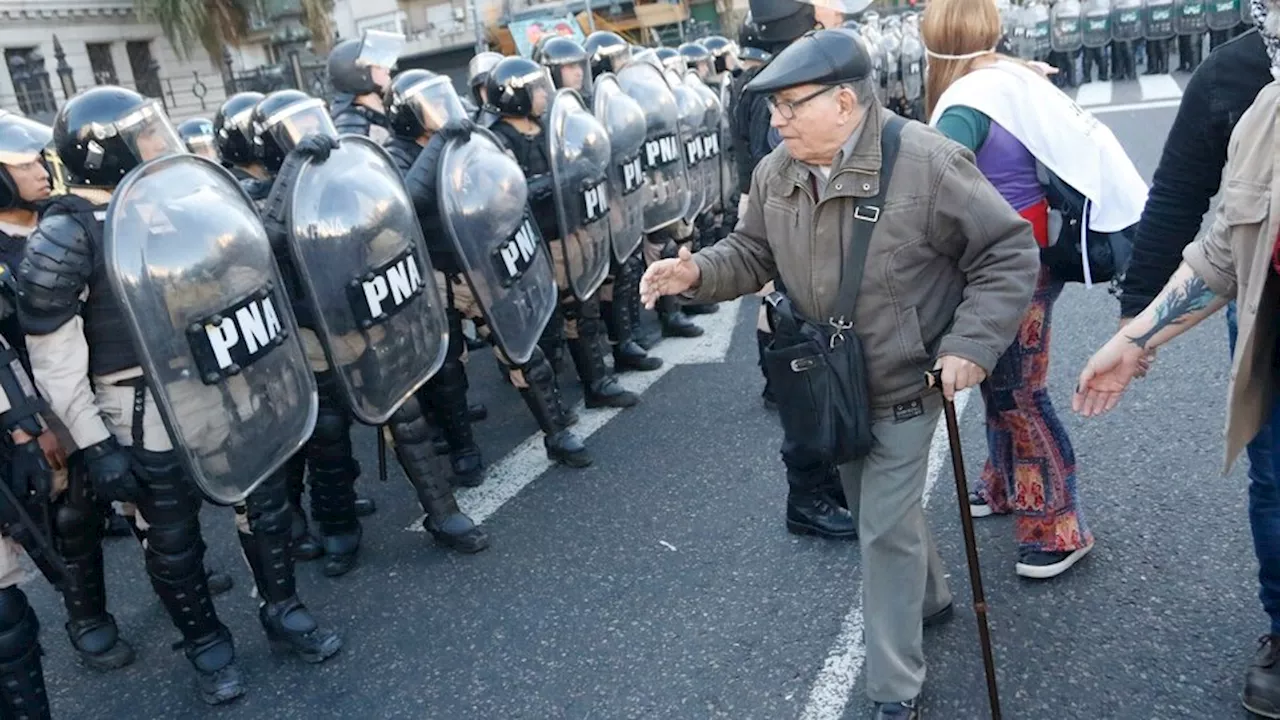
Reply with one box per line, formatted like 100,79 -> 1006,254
925,370 -> 1002,720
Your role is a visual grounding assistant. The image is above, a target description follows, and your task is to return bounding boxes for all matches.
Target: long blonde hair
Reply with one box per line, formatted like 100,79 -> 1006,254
921,0 -> 1006,119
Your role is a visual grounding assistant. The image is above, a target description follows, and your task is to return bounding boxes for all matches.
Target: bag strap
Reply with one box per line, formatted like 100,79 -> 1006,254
829,115 -> 907,331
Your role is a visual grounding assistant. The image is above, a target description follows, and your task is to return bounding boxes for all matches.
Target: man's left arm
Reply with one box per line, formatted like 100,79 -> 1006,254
927,145 -> 1040,373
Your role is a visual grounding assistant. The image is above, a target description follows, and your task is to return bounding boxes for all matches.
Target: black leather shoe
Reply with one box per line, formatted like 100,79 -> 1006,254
291,532 -> 323,562
261,599 -> 342,664
546,430 -> 592,468
426,513 -> 490,554
683,303 -> 719,315
661,311 -> 704,338
872,698 -> 919,720
613,341 -> 663,372
206,569 -> 234,596
468,403 -> 488,422
450,446 -> 485,488
924,602 -> 954,628
785,494 -> 857,540
1244,635 -> 1280,718
354,496 -> 376,517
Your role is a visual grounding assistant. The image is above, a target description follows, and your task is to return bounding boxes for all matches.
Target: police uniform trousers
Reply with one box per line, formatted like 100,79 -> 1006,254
837,395 -> 953,704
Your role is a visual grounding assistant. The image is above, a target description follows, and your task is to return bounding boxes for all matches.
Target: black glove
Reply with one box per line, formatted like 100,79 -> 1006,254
293,133 -> 338,162
438,118 -> 475,142
527,173 -> 555,201
7,438 -> 51,504
83,439 -> 139,503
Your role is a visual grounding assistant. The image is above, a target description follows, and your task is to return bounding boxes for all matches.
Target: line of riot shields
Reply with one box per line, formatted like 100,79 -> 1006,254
846,10 -> 929,121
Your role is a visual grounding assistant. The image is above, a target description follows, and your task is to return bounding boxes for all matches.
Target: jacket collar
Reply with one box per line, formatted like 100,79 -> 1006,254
777,101 -> 886,200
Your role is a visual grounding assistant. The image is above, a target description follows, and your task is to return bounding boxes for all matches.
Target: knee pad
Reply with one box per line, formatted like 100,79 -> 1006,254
53,495 -> 98,556
308,406 -> 353,457
521,350 -> 556,387
388,400 -> 432,446
0,587 -> 37,663
143,517 -> 205,584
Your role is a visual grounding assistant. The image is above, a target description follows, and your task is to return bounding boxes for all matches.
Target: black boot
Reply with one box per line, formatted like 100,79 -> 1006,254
308,459 -> 362,578
152,572 -> 243,705
567,302 -> 640,409
1244,635 -> 1280,719
518,350 -> 593,468
354,496 -> 377,517
658,296 -> 704,338
237,530 -> 342,663
785,490 -> 857,539
53,489 -> 135,672
629,252 -> 662,350
282,454 -> 323,561
683,302 -> 719,315
602,297 -> 662,372
423,312 -> 485,488
388,400 -> 490,554
0,588 -> 49,720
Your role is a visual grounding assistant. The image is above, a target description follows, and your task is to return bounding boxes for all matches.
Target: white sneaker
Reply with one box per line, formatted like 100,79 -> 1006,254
1015,543 -> 1094,579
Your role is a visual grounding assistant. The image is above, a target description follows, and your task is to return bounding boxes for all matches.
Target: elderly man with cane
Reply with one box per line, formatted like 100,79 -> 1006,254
640,28 -> 1038,720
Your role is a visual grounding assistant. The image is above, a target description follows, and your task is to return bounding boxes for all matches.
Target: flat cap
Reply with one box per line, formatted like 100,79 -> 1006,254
744,29 -> 871,94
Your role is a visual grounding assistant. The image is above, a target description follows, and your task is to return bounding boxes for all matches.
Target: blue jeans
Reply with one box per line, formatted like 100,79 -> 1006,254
1228,301 -> 1280,634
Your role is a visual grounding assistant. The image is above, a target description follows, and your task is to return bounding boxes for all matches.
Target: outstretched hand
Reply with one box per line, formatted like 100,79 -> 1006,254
1073,336 -> 1144,417
639,245 -> 701,309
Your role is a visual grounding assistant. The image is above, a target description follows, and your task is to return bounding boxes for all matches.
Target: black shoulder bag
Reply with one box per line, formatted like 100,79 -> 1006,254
761,116 -> 906,466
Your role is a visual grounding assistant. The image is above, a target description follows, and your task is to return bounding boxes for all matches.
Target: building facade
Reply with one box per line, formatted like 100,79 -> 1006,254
0,0 -> 266,125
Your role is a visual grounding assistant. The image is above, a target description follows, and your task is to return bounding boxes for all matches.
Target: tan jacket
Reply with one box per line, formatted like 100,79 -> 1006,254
1182,80 -> 1280,471
690,103 -> 1040,409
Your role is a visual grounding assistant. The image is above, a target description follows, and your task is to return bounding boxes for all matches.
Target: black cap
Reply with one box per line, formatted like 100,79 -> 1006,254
744,29 -> 870,94
748,0 -> 817,46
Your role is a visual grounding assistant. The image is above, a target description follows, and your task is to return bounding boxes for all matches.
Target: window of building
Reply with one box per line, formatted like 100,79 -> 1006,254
87,43 -> 118,85
4,47 -> 56,118
357,11 -> 408,35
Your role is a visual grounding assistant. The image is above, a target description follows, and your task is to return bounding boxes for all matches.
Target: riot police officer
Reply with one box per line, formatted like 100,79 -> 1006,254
485,57 -> 642,413
18,86 -> 343,705
0,109 -> 139,683
393,70 -> 594,469
584,30 -> 633,78
327,30 -> 403,142
251,89 -> 490,569
468,51 -> 505,108
176,117 -> 218,160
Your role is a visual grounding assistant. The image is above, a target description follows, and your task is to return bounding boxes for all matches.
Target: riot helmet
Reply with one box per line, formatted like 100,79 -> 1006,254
53,86 -> 184,187
701,35 -> 738,74
468,51 -> 505,107
584,31 -> 632,77
537,36 -> 593,97
748,0 -> 872,47
0,110 -> 52,210
677,42 -> 714,80
213,91 -> 263,165
386,69 -> 468,139
251,89 -> 338,173
655,47 -> 686,73
485,57 -> 556,119
176,117 -> 218,160
738,15 -> 775,64
328,30 -> 405,96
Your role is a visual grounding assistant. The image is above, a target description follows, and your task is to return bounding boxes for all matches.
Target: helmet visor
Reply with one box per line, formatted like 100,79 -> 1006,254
0,111 -> 53,166
550,57 -> 594,96
596,44 -> 632,74
357,30 -> 406,71
404,75 -> 468,133
115,101 -> 185,164
185,133 -> 219,160
262,98 -> 338,153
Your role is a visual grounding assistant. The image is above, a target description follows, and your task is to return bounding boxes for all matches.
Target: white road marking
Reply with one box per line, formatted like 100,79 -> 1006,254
798,389 -> 974,720
1136,73 -> 1184,101
407,299 -> 744,530
1090,98 -> 1183,115
1074,80 -> 1114,107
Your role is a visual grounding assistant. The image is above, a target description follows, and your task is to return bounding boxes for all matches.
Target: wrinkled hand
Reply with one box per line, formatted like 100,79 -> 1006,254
8,438 -> 52,504
640,245 -> 701,309
438,118 -> 475,142
1118,317 -> 1156,378
83,439 -> 139,504
934,355 -> 986,401
294,133 -> 338,162
1073,335 -> 1144,417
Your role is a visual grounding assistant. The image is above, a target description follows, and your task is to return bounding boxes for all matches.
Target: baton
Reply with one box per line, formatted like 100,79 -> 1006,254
925,370 -> 1002,720
0,478 -> 67,590
377,426 -> 388,483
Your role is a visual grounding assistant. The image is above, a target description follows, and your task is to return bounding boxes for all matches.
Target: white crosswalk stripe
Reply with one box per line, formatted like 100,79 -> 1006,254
1066,73 -> 1189,109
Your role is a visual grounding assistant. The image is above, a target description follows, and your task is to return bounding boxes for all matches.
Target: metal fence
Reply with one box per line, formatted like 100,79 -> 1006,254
226,50 -> 330,102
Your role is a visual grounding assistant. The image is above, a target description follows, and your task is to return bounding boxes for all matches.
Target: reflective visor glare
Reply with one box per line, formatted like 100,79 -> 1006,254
0,113 -> 53,165
121,110 -> 184,163
410,87 -> 466,131
358,30 -> 405,69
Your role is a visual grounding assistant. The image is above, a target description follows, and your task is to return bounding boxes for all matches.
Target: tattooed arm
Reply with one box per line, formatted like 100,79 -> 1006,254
1073,262 -> 1229,417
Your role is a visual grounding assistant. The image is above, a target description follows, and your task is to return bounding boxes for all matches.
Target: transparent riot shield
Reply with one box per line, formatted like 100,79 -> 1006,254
104,153 -> 317,505
437,131 -> 558,366
1113,0 -> 1146,40
547,88 -> 613,301
1206,0 -> 1238,29
666,67 -> 706,223
1083,0 -> 1113,48
684,71 -> 722,215
1145,0 -> 1178,38
717,74 -> 736,214
1032,2 -> 1053,56
615,61 -> 692,233
593,74 -> 647,263
1174,0 -> 1208,34
288,135 -> 449,425
1052,0 -> 1085,52
899,30 -> 924,109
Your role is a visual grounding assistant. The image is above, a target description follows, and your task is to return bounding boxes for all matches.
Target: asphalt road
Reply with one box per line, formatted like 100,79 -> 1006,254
32,101 -> 1261,720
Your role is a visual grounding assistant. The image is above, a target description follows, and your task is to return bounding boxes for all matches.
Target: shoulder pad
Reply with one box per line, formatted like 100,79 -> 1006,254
17,213 -> 94,335
333,108 -> 371,137
383,138 -> 422,174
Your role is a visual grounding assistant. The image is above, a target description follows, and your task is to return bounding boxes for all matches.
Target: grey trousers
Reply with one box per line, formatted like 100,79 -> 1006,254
839,394 -> 953,704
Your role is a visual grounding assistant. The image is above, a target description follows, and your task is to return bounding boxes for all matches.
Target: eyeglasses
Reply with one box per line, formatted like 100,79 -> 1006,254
766,84 -> 838,120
